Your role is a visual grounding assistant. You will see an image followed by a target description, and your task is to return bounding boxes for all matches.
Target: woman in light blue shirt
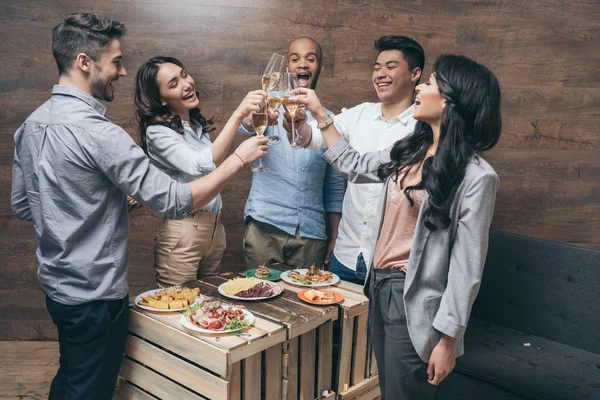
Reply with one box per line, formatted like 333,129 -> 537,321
135,56 -> 265,287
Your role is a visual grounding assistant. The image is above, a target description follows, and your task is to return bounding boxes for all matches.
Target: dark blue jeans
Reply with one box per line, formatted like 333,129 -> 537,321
328,252 -> 368,285
46,295 -> 129,400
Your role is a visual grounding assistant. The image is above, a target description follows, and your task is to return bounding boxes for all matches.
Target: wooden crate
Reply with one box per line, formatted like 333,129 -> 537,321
121,272 -> 339,400
201,273 -> 339,400
279,278 -> 380,400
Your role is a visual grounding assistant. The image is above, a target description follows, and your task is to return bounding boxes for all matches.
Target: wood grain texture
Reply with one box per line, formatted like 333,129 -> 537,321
1,0 -> 598,340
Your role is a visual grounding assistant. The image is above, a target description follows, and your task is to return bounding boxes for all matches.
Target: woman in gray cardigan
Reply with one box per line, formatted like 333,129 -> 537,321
290,54 -> 501,399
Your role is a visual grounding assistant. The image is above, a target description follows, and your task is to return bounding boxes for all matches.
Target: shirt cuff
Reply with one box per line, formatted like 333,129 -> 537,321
324,204 -> 343,213
176,182 -> 194,218
307,120 -> 325,150
194,148 -> 217,173
323,137 -> 351,164
432,312 -> 467,340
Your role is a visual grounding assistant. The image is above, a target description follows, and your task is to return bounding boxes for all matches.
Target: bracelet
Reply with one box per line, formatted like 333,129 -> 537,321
233,152 -> 245,167
317,115 -> 335,130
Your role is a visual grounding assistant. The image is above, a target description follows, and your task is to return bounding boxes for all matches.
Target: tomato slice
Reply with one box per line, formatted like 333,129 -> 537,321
209,320 -> 222,330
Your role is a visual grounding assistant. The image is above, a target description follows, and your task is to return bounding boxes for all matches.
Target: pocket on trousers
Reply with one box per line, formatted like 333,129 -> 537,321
155,220 -> 184,256
105,298 -> 126,324
382,278 -> 407,325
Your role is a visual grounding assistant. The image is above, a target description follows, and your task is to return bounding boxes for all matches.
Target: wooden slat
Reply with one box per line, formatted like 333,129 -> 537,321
120,358 -> 205,400
228,362 -> 241,400
317,321 -> 334,394
355,386 -> 381,400
128,309 -> 229,376
119,380 -> 159,400
336,315 -> 355,393
338,376 -> 380,400
283,338 -> 299,400
299,330 -> 317,400
264,345 -> 283,400
124,335 -> 228,400
351,314 -> 369,386
369,347 -> 378,378
242,352 -> 261,400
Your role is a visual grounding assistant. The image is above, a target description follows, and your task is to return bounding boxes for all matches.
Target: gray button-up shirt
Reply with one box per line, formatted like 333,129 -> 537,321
11,85 -> 193,305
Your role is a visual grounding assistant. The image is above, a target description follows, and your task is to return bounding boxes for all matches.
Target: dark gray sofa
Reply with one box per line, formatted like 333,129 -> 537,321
437,230 -> 600,400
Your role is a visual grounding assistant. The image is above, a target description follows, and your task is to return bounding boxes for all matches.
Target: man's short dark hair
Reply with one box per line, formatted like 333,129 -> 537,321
375,35 -> 425,82
52,13 -> 126,75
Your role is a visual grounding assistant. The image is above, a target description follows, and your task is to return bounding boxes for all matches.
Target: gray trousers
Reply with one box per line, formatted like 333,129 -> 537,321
369,268 -> 437,400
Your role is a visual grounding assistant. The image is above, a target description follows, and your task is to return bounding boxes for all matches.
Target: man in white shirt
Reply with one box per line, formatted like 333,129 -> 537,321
284,35 -> 425,284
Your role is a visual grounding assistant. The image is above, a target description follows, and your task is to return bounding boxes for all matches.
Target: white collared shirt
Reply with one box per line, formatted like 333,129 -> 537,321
308,102 -> 416,270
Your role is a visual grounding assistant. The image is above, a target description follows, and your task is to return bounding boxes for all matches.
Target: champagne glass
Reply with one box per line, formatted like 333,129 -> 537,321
282,72 -> 302,148
266,78 -> 285,144
262,53 -> 285,101
251,105 -> 269,173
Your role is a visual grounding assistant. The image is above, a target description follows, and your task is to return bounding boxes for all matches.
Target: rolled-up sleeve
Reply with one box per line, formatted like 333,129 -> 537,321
307,107 -> 353,151
11,136 -> 32,221
91,124 -> 192,219
322,162 -> 344,213
323,137 -> 391,184
146,125 -> 215,175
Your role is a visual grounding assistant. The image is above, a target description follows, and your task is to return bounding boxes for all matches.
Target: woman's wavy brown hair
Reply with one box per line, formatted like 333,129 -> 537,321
134,56 -> 215,153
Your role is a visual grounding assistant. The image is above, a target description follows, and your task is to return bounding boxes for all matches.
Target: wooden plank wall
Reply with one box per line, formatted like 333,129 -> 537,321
0,0 -> 598,340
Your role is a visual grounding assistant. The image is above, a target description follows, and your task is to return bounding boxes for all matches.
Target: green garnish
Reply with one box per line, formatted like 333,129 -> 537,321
226,317 -> 250,331
291,275 -> 333,284
183,302 -> 203,321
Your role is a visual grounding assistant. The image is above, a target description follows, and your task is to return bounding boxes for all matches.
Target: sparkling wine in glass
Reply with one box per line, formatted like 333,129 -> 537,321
251,109 -> 269,172
282,72 -> 303,147
262,53 -> 285,93
266,77 -> 285,144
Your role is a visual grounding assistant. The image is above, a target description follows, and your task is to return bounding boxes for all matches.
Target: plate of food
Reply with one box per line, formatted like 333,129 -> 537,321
298,289 -> 344,305
218,277 -> 283,300
243,265 -> 282,281
135,286 -> 203,312
281,265 -> 340,287
181,300 -> 254,334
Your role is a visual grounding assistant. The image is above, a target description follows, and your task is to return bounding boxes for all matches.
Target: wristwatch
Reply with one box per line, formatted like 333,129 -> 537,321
317,115 -> 335,130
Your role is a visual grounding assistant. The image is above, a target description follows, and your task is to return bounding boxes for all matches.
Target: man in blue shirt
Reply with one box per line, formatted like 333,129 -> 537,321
11,13 -> 267,400
239,37 -> 344,269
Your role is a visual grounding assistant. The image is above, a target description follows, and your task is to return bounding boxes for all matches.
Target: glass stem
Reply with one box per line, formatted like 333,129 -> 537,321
291,114 -> 296,147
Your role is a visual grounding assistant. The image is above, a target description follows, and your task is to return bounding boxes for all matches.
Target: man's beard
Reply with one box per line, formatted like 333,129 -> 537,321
310,71 -> 321,89
91,66 -> 114,102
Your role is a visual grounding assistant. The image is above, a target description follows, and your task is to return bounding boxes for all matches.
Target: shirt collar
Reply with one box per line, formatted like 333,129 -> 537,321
183,119 -> 203,135
52,85 -> 107,116
374,102 -> 415,125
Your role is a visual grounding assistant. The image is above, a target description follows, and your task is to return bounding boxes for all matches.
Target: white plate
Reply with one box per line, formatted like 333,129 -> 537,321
217,281 -> 283,301
280,269 -> 340,287
135,289 -> 204,312
180,306 -> 255,334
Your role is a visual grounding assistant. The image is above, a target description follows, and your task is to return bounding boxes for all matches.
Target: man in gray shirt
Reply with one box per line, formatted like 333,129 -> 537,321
11,13 -> 267,400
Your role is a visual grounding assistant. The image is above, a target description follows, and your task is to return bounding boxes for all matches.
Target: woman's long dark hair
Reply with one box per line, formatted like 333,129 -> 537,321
378,54 -> 502,230
134,56 -> 214,153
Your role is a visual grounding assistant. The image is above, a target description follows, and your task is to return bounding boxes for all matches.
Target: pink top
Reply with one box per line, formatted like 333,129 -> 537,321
373,169 -> 426,271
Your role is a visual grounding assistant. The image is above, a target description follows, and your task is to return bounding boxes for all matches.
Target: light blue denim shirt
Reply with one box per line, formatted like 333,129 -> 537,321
11,85 -> 193,305
146,120 -> 221,213
239,107 -> 344,240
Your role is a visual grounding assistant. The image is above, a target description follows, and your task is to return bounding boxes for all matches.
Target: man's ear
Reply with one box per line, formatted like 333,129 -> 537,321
411,67 -> 422,83
75,53 -> 93,73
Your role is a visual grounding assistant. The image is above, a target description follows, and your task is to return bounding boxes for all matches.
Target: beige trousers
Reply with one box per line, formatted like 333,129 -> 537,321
154,211 -> 226,287
243,218 -> 327,269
